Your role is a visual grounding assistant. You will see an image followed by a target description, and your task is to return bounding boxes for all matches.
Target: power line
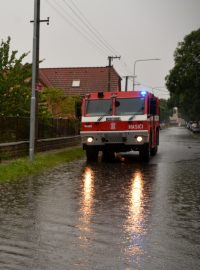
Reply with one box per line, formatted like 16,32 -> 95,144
135,81 -> 169,92
62,0 -> 120,54
46,0 -> 109,57
153,88 -> 169,93
46,0 -> 119,57
45,0 -> 133,82
67,0 -> 121,56
45,0 -> 130,74
132,81 -> 170,97
57,0 -> 113,55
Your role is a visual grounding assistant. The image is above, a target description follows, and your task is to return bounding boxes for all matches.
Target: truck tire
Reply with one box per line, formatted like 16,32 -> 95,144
86,149 -> 99,162
150,129 -> 159,156
150,145 -> 158,156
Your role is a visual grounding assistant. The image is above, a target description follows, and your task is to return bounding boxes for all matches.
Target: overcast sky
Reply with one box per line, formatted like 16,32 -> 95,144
1,0 -> 200,99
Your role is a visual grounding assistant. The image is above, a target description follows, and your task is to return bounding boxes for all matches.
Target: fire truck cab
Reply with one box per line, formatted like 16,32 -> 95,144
80,90 -> 160,162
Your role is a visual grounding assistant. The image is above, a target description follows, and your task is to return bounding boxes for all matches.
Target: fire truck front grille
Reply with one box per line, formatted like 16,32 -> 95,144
102,134 -> 125,143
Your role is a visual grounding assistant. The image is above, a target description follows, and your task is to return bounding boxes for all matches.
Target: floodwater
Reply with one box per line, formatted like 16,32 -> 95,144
0,127 -> 200,270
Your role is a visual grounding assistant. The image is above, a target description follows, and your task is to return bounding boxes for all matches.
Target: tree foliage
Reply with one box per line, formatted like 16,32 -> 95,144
39,87 -> 81,118
0,37 -> 82,121
165,28 -> 200,120
159,99 -> 171,123
0,37 -> 32,116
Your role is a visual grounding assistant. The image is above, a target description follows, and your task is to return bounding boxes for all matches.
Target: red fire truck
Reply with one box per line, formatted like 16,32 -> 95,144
80,90 -> 160,162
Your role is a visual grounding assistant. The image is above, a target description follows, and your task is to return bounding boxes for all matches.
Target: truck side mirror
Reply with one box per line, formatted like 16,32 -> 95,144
75,100 -> 82,119
150,98 -> 157,115
115,100 -> 120,107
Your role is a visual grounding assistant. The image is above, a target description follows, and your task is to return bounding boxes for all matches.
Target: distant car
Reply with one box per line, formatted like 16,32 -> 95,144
191,122 -> 200,133
187,121 -> 193,130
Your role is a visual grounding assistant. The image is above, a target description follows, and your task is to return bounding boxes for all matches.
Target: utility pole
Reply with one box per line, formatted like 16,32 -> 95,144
123,75 -> 134,91
29,0 -> 49,161
107,56 -> 120,91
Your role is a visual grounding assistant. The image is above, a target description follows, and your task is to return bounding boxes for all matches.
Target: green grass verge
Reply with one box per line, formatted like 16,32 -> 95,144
0,147 -> 85,183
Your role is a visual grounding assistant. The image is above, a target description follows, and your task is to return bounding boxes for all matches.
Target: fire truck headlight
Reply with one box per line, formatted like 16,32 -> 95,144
136,136 -> 143,142
87,137 -> 94,143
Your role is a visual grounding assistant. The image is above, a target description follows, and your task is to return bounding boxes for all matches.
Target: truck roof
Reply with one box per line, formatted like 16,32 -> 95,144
84,90 -> 158,99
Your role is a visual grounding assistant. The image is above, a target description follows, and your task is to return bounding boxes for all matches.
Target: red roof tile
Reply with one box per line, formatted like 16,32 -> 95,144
39,66 -> 121,96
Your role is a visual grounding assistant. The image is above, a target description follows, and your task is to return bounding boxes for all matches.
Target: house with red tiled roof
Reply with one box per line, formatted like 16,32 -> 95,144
39,66 -> 121,96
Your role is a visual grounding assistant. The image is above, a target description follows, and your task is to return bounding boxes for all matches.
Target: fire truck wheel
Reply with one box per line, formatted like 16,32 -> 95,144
86,149 -> 99,162
150,146 -> 158,156
139,143 -> 150,162
102,150 -> 116,162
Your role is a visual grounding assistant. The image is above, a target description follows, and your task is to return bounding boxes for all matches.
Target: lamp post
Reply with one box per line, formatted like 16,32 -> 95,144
133,58 -> 160,91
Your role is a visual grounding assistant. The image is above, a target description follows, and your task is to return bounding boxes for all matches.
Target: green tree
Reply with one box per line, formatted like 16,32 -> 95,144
39,87 -> 81,118
159,99 -> 171,123
165,28 -> 200,120
39,87 -> 63,118
0,37 -> 32,116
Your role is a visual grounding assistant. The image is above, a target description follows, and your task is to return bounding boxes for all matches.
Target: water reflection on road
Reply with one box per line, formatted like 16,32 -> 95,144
123,169 -> 145,264
0,127 -> 200,270
79,167 -> 94,233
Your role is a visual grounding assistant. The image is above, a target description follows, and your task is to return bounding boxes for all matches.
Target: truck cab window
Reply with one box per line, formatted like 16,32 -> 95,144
115,98 -> 145,115
85,99 -> 112,116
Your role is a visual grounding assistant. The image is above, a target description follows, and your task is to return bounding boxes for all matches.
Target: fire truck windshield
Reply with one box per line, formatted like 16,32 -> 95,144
85,99 -> 112,116
115,98 -> 145,115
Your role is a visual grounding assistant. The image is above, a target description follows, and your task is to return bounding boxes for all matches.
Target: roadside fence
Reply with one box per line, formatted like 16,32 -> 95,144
0,117 -> 80,143
0,117 -> 81,160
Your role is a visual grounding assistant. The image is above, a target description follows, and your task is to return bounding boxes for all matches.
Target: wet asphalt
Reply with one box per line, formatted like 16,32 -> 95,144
0,126 -> 200,270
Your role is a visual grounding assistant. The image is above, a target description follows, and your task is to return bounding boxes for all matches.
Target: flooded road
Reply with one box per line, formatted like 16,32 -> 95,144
0,127 -> 200,270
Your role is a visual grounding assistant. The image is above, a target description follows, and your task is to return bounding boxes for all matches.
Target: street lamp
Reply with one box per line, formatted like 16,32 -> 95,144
133,58 -> 161,91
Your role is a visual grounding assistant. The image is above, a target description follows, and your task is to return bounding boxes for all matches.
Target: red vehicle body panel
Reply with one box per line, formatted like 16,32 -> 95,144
80,90 -> 160,161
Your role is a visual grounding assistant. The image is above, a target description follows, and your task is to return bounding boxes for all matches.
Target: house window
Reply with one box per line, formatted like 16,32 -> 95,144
72,80 -> 80,87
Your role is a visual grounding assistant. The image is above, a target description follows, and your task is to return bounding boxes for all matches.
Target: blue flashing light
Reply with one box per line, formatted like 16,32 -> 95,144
141,90 -> 147,97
